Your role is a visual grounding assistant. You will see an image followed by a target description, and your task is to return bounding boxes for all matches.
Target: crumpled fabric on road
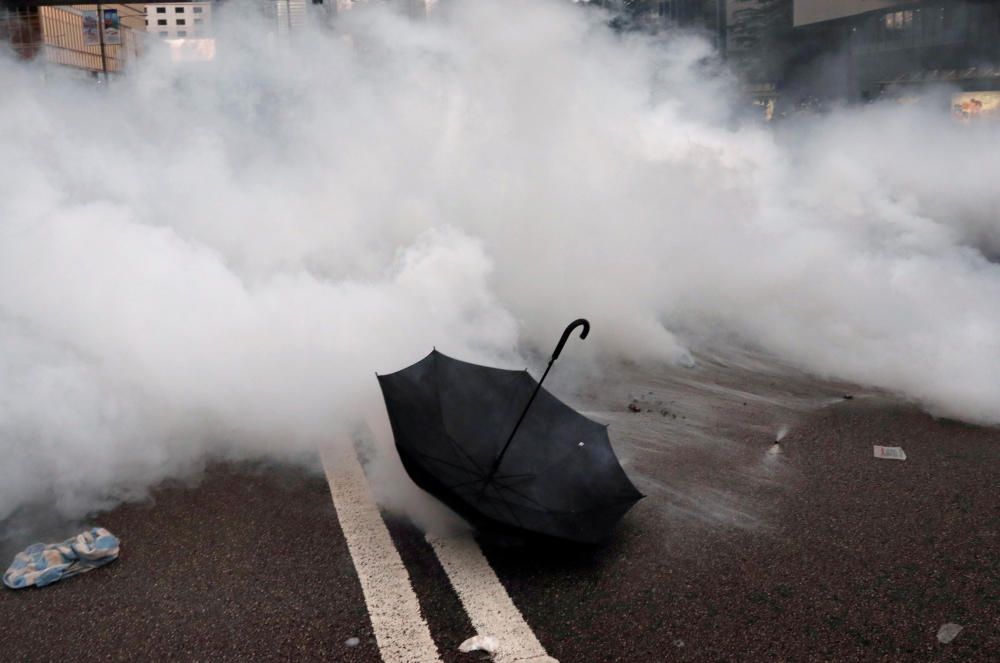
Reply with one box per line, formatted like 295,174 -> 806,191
3,527 -> 120,589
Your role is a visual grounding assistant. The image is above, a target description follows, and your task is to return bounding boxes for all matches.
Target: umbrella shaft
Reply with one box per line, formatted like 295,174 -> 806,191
485,358 -> 554,483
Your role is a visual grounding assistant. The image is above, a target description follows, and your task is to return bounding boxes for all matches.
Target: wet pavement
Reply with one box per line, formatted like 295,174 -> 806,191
0,463 -> 380,662
1,351 -> 998,661
485,396 -> 1000,661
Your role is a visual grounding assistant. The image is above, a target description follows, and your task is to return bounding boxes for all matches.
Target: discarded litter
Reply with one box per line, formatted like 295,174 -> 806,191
937,623 -> 963,644
3,527 -> 119,589
873,446 -> 907,461
459,635 -> 499,654
344,637 -> 360,647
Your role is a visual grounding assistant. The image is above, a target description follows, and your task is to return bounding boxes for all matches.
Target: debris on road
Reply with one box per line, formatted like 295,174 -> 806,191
873,446 -> 907,461
459,634 -> 499,654
344,637 -> 360,647
3,527 -> 119,589
628,402 -> 642,413
936,623 -> 963,643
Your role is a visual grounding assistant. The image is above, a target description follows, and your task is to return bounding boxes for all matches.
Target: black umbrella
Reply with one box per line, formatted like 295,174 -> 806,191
377,319 -> 643,544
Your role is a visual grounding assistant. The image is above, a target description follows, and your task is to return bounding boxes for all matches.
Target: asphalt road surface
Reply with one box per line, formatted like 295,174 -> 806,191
2,349 -> 998,661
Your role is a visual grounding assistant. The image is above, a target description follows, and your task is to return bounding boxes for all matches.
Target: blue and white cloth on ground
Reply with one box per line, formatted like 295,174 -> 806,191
3,528 -> 120,589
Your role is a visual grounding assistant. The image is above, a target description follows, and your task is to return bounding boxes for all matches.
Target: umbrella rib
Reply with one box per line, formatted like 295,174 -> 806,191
491,480 -> 547,511
485,483 -> 524,529
443,432 -> 484,473
416,451 -> 482,477
495,370 -> 529,447
430,354 -> 485,474
448,477 -> 490,490
492,472 -> 535,483
470,482 -> 520,518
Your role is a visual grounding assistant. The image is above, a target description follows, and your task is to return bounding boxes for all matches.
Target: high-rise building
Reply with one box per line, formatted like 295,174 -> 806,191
790,0 -> 1000,102
329,0 -> 438,18
145,1 -> 212,40
720,0 -> 1000,111
592,0 -> 724,37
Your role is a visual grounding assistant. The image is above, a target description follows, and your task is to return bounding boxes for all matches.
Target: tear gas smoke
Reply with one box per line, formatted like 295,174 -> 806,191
2,0 -> 999,524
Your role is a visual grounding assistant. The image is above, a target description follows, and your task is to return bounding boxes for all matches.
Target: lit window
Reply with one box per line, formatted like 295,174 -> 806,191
882,10 -> 914,39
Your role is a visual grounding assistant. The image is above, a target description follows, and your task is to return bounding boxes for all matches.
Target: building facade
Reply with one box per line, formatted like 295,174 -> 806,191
791,0 -> 1000,102
720,0 -> 1000,111
0,3 -> 145,77
145,1 -> 211,40
794,0 -> 917,26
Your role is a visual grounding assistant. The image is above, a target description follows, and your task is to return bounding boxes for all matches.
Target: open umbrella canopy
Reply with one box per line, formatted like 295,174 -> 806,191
377,320 -> 643,544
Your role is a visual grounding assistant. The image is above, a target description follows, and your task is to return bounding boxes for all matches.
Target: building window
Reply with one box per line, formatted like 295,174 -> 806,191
157,18 -> 167,25
175,6 -> 184,13
177,30 -> 187,37
194,18 -> 203,25
879,9 -> 916,41
176,18 -> 185,25
159,31 -> 168,37
193,7 -> 203,13
144,19 -> 148,25
156,6 -> 166,13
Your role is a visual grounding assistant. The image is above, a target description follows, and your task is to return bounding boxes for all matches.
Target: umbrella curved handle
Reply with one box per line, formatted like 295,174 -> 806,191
485,317 -> 592,487
552,318 -> 590,361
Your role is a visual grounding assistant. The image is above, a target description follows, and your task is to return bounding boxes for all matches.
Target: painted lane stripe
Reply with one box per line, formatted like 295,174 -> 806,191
427,534 -> 558,663
321,445 -> 442,663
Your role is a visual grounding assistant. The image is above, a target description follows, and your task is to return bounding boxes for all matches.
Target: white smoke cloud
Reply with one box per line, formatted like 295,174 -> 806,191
1,0 -> 999,523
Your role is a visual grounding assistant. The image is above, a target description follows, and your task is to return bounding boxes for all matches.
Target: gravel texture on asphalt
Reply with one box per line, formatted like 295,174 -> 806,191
0,461 -> 381,662
483,353 -> 1000,662
2,349 -> 998,662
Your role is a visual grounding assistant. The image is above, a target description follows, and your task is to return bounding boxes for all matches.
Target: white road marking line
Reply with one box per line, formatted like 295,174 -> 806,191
321,445 -> 442,663
427,534 -> 559,663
